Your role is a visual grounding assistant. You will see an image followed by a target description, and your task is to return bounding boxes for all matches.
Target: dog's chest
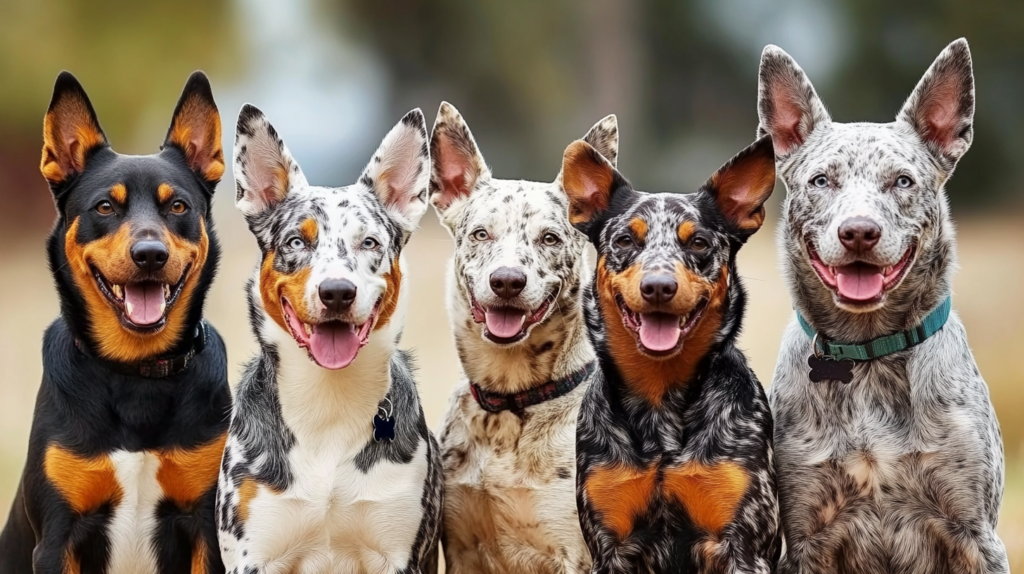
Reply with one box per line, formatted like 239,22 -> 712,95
442,389 -> 587,571
243,436 -> 429,570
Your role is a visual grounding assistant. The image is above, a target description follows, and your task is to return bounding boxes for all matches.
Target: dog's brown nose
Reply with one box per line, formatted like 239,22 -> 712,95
319,278 -> 357,313
490,267 -> 527,300
640,273 -> 678,305
838,217 -> 881,253
131,240 -> 169,273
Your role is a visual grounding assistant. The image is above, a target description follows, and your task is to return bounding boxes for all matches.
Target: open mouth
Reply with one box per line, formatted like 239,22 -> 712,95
471,292 -> 557,345
93,264 -> 191,332
807,244 -> 915,306
281,297 -> 380,370
616,294 -> 708,357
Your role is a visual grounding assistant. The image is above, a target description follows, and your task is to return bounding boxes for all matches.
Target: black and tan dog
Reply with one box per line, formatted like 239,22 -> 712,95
561,136 -> 780,573
0,72 -> 230,573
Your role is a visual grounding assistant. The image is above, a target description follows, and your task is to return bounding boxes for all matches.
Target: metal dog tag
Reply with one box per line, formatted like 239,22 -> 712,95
807,355 -> 854,384
373,414 -> 396,442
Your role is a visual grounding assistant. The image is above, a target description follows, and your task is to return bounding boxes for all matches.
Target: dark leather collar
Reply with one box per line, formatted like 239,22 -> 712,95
470,361 -> 596,413
74,320 -> 208,379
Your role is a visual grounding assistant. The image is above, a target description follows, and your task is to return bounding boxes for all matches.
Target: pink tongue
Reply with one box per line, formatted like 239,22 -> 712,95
836,263 -> 885,301
309,322 -> 361,370
638,313 -> 682,352
124,282 -> 165,325
485,308 -> 526,339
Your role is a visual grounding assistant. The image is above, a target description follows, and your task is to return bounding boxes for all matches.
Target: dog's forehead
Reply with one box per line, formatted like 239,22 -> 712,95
285,183 -> 387,232
461,179 -> 568,230
787,122 -> 933,178
612,192 -> 701,233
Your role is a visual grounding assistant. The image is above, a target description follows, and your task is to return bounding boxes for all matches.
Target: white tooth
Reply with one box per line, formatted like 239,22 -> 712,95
304,323 -> 312,336
884,266 -> 892,275
519,314 -> 527,327
163,284 -> 171,300
112,285 -> 123,299
125,300 -> 134,315
158,300 -> 166,315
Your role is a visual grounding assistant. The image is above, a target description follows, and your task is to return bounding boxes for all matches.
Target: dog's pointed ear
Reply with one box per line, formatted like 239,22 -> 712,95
362,108 -> 431,231
164,72 -> 224,186
562,140 -> 629,231
897,38 -> 974,170
757,45 -> 830,157
234,104 -> 308,217
581,114 -> 619,168
41,71 -> 108,187
429,102 -> 490,215
704,135 -> 776,237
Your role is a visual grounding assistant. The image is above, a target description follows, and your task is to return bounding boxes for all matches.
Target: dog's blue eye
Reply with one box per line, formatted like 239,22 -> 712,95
895,175 -> 914,188
472,229 -> 490,241
541,233 -> 561,246
288,237 -> 305,250
812,175 -> 830,188
362,237 -> 380,250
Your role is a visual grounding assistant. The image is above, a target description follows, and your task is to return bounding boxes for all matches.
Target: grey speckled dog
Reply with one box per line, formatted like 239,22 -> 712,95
759,38 -> 1008,573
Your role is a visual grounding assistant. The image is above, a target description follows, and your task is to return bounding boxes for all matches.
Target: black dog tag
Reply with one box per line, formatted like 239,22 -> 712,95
807,355 -> 854,384
373,414 -> 396,442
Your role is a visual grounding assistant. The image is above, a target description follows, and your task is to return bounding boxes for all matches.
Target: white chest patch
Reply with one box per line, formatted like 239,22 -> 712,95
106,450 -> 162,574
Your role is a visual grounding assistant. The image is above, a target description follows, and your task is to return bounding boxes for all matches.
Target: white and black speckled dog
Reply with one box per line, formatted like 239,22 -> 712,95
215,105 -> 442,573
430,102 -> 614,573
759,39 -> 1008,573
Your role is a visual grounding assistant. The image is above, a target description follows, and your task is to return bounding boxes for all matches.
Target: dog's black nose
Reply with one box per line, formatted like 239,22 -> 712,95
640,273 -> 678,305
490,267 -> 527,300
130,240 -> 169,273
319,278 -> 357,312
838,217 -> 882,253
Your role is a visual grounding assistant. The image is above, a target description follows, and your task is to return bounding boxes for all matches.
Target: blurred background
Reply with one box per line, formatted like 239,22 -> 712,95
0,0 -> 1021,567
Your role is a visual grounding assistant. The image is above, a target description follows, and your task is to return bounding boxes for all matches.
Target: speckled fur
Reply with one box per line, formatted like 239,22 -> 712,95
759,39 -> 1008,573
216,105 -> 442,573
429,103 -> 616,573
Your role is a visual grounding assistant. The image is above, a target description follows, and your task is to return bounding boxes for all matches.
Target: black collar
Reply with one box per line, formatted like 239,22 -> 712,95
74,320 -> 208,379
470,361 -> 596,413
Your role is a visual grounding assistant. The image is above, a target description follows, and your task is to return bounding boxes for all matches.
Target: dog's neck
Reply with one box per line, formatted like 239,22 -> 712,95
254,283 -> 400,454
449,281 -> 595,396
784,216 -> 957,343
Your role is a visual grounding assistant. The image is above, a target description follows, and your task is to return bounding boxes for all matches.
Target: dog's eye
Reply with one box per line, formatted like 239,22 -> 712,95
615,235 -> 633,249
691,236 -> 709,251
895,175 -> 914,189
287,237 -> 306,250
96,200 -> 114,215
541,233 -> 561,246
472,229 -> 490,241
170,200 -> 188,214
811,175 -> 830,189
361,237 -> 380,250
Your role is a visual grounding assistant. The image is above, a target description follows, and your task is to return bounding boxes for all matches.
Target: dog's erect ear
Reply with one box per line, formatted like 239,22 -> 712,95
705,135 -> 776,236
40,72 -> 108,187
581,114 -> 619,168
756,45 -> 831,157
897,38 -> 974,170
234,104 -> 308,217
362,109 -> 430,231
164,71 -> 224,186
562,140 -> 624,228
429,102 -> 491,214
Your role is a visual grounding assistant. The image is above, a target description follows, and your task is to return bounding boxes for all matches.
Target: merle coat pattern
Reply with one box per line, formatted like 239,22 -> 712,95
563,135 -> 781,573
0,72 -> 231,574
215,105 -> 442,574
429,102 -> 617,573
758,39 -> 1008,573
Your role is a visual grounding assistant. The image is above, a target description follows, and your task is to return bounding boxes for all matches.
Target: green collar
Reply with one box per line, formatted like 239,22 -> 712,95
797,297 -> 951,361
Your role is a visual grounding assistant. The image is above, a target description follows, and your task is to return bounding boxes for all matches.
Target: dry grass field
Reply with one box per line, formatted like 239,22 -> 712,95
0,203 -> 1021,568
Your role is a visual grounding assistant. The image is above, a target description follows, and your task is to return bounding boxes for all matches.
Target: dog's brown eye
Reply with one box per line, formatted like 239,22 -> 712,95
472,229 -> 490,241
96,200 -> 114,215
811,175 -> 830,189
895,175 -> 914,189
170,200 -> 187,214
615,235 -> 633,249
542,233 -> 561,246
691,236 -> 709,251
